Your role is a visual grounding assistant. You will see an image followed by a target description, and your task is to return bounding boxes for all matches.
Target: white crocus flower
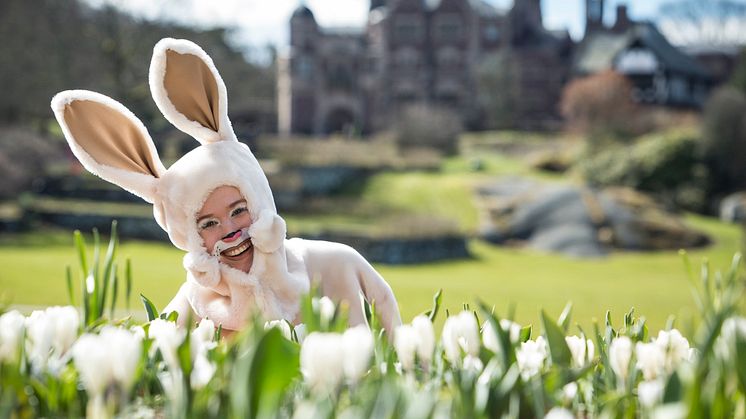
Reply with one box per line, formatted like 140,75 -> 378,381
653,329 -> 691,374
544,407 -> 574,419
72,334 -> 112,394
463,355 -> 484,373
482,319 -> 521,353
191,352 -> 216,389
516,336 -> 548,380
635,342 -> 666,381
25,306 -> 80,373
101,326 -> 143,391
0,310 -> 26,364
189,319 -> 217,387
72,326 -> 142,417
192,318 -> 216,351
412,315 -> 435,364
715,317 -> 746,360
294,323 -> 307,343
637,379 -> 664,408
300,332 -> 345,394
148,319 -> 185,371
47,306 -> 79,355
394,324 -> 418,371
565,335 -> 594,368
562,382 -> 578,401
265,320 -> 293,341
341,325 -> 374,383
609,336 -> 633,384
442,311 -> 480,365
315,297 -> 336,326
394,315 -> 435,372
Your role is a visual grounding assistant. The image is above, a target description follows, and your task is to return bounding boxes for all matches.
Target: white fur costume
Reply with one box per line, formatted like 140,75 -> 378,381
51,38 -> 401,334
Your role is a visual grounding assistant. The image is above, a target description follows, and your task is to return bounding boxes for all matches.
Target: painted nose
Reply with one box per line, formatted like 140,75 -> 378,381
223,230 -> 242,242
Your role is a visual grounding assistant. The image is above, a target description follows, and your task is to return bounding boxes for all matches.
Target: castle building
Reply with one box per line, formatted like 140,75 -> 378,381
277,0 -> 716,136
277,0 -> 572,135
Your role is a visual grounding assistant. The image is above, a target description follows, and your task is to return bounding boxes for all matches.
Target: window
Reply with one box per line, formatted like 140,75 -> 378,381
394,15 -> 425,43
483,24 -> 499,42
434,14 -> 463,42
295,56 -> 313,80
615,48 -> 659,74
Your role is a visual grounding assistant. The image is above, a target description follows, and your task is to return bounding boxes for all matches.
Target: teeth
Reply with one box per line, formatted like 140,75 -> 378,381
222,240 -> 251,257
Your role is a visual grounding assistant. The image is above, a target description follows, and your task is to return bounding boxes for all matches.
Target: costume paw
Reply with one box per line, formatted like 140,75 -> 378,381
249,209 -> 286,253
183,251 -> 220,288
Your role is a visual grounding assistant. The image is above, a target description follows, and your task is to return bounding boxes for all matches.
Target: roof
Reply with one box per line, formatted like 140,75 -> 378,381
575,22 -> 711,78
292,5 -> 315,19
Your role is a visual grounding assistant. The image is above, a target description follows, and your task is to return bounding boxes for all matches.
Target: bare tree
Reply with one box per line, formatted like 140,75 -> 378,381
657,0 -> 746,47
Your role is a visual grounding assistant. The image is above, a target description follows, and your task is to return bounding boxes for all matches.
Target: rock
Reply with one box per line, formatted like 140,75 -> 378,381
477,178 -> 709,257
719,192 -> 746,223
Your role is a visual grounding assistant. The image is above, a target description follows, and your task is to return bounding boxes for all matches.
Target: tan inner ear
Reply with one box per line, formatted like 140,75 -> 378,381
164,50 -> 221,133
64,100 -> 161,177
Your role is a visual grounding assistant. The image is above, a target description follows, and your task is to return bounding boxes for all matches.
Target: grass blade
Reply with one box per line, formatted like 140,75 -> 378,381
65,265 -> 75,306
110,264 -> 119,319
126,259 -> 132,311
141,294 -> 159,321
99,221 -> 118,318
73,230 -> 88,277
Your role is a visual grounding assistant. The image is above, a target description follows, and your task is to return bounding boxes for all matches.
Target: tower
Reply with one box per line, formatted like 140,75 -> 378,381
585,0 -> 604,35
370,0 -> 386,10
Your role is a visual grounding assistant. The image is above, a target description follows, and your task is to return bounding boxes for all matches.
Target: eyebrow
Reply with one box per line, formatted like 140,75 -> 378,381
196,199 -> 247,224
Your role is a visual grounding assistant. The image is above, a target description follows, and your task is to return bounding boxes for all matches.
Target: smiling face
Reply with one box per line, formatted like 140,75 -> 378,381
196,185 -> 254,273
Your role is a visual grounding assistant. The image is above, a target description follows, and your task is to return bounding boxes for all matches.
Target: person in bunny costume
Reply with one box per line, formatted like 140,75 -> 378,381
51,38 -> 401,335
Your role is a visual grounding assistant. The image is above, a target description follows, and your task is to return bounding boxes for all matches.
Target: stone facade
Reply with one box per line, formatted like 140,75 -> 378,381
277,0 -> 572,135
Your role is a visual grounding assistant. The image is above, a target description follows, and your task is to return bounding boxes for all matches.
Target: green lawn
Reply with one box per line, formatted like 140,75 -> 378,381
2,135 -> 742,336
1,214 -> 741,336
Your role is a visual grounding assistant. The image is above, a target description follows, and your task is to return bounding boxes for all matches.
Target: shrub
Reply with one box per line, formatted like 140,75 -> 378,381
701,86 -> 746,194
577,129 -> 710,212
0,126 -> 62,199
560,71 -> 640,145
394,104 -> 462,156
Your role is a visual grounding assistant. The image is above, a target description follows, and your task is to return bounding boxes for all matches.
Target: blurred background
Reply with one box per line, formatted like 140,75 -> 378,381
1,0 -> 745,332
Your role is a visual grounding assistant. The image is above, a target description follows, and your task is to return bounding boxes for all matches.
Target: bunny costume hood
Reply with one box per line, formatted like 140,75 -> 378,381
51,39 -> 309,330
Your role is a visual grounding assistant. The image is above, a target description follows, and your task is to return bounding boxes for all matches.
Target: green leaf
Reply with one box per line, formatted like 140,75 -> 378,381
125,258 -> 132,311
141,294 -> 159,321
663,371 -> 683,403
558,302 -> 573,332
177,328 -> 192,377
232,328 -> 300,418
520,325 -> 532,342
99,221 -> 118,318
109,265 -> 118,319
73,230 -> 88,276
166,310 -> 179,323
734,327 -> 746,394
541,310 -> 572,367
65,265 -> 74,306
427,289 -> 443,322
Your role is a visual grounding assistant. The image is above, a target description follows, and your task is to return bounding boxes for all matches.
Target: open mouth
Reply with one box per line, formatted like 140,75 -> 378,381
220,239 -> 252,258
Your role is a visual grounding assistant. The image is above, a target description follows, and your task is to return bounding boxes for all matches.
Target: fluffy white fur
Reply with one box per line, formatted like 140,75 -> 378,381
149,38 -> 236,144
52,38 -> 402,335
50,90 -> 165,203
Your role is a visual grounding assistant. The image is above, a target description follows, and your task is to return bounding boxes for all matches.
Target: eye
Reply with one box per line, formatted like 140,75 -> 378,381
231,206 -> 248,217
199,219 -> 219,230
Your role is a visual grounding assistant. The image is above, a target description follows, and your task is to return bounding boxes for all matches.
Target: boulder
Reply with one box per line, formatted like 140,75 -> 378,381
478,178 -> 709,257
719,192 -> 746,223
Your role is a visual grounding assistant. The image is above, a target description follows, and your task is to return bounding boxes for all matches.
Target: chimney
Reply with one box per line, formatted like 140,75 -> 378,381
613,5 -> 631,32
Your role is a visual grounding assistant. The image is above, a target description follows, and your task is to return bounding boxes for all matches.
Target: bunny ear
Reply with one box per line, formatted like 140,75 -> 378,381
51,90 -> 166,203
149,38 -> 236,144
